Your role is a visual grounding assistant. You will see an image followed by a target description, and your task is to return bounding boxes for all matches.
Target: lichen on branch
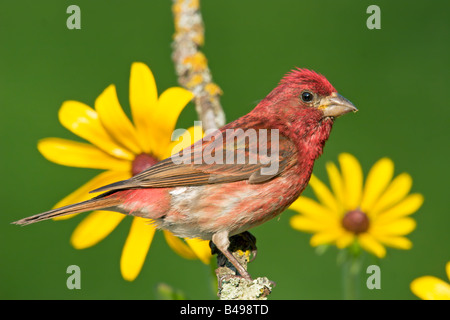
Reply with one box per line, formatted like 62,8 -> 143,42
170,0 -> 273,300
171,0 -> 226,131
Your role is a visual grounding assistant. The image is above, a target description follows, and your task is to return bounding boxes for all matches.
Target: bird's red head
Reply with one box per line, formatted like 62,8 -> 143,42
280,68 -> 336,98
256,67 -> 357,120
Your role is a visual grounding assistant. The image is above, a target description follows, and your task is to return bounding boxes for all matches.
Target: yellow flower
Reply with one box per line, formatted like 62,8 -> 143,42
411,262 -> 450,300
289,153 -> 424,258
38,62 -> 211,281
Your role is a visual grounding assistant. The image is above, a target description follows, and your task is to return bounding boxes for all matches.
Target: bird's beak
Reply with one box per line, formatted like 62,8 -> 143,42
319,92 -> 358,117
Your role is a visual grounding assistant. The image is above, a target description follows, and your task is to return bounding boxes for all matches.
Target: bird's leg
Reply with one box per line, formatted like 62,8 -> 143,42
211,231 -> 253,280
211,231 -> 275,299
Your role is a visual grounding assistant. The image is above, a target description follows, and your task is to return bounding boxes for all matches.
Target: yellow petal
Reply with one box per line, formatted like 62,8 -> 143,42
326,161 -> 345,208
290,215 -> 329,233
163,230 -> 198,260
358,233 -> 386,258
38,137 -> 131,171
338,153 -> 363,211
289,197 -> 339,225
411,276 -> 450,300
129,62 -> 158,154
335,232 -> 355,249
370,173 -> 413,216
70,210 -> 126,249
95,84 -> 142,155
375,235 -> 412,250
58,101 -> 135,160
150,87 -> 194,158
164,125 -> 204,159
310,228 -> 344,247
155,87 -> 193,132
375,194 -> 424,224
52,170 -> 131,221
446,262 -> 450,282
185,238 -> 212,265
309,174 -> 342,215
372,218 -> 416,236
121,217 -> 156,281
361,158 -> 394,214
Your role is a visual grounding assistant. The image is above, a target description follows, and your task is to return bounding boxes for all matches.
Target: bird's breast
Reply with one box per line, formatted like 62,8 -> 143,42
155,171 -> 306,240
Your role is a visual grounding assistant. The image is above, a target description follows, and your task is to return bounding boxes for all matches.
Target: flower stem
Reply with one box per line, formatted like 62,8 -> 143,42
342,255 -> 362,299
340,242 -> 363,300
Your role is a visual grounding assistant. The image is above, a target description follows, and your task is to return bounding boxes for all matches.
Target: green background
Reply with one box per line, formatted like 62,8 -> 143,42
1,0 -> 449,299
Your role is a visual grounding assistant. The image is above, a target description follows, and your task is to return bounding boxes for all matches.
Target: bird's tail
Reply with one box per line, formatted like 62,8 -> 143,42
12,193 -> 121,226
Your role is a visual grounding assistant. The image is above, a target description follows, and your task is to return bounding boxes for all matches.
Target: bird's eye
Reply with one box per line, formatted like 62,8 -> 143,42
301,91 -> 314,103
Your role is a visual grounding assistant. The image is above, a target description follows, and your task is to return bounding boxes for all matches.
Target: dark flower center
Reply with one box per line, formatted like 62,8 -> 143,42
341,209 -> 369,234
131,153 -> 159,176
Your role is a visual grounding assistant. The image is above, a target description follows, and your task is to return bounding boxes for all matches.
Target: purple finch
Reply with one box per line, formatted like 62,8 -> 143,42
14,68 -> 357,279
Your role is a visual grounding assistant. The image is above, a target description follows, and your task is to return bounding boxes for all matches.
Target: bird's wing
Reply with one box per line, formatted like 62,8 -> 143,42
91,124 -> 297,193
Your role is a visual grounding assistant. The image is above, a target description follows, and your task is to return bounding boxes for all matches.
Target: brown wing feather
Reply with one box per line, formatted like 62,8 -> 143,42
91,124 -> 297,193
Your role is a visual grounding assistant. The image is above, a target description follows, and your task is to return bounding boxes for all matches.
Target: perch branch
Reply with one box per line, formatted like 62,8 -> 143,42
210,232 -> 273,300
171,0 -> 226,131
171,0 -> 273,300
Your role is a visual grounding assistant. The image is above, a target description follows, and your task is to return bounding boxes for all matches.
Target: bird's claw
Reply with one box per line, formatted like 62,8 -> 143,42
231,231 -> 258,262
